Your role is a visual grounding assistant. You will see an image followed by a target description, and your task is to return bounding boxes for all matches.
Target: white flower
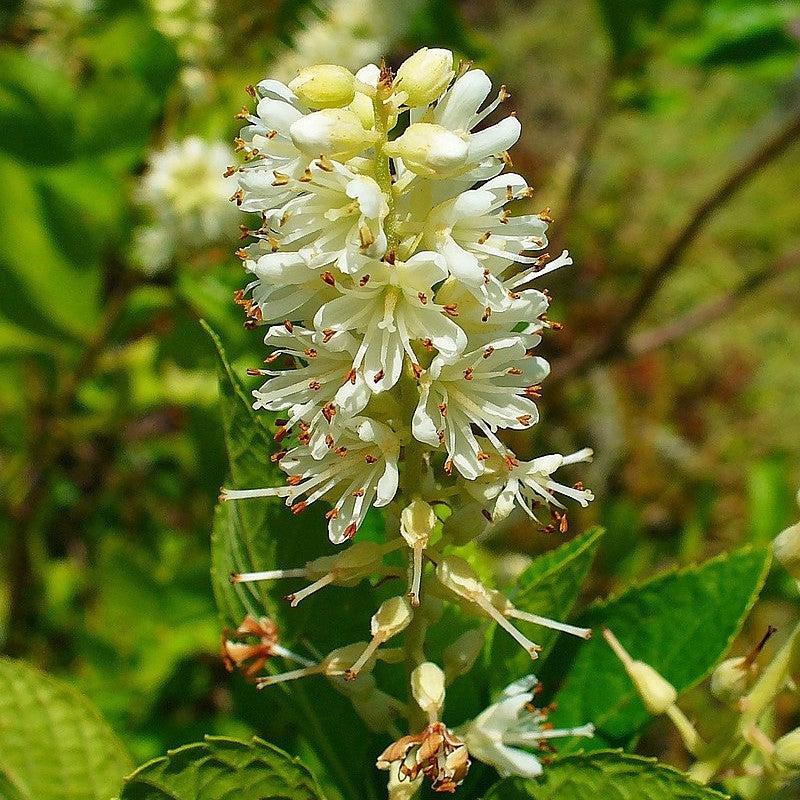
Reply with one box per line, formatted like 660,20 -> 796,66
222,417 -> 399,543
468,448 -> 595,521
462,675 -> 594,778
315,252 -> 467,392
422,174 -> 551,309
133,136 -> 237,271
388,68 -> 518,183
265,160 -> 388,272
251,325 -> 370,457
238,249 -> 338,327
237,80 -> 313,211
413,337 -> 549,479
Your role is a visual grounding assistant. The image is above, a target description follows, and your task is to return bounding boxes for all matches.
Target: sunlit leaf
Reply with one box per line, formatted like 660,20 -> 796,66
481,751 -> 727,800
0,658 -> 131,800
120,736 -> 325,800
490,527 -> 604,692
539,547 -> 770,748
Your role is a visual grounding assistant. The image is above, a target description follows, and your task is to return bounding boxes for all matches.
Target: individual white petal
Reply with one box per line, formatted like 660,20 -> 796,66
467,117 -> 521,163
434,69 -> 492,131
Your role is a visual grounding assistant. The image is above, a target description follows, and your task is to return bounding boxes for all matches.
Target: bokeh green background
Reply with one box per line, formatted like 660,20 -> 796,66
1,0 -> 799,772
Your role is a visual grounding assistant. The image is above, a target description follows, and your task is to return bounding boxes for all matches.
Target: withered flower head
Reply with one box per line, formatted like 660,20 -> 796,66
221,615 -> 280,679
377,722 -> 470,793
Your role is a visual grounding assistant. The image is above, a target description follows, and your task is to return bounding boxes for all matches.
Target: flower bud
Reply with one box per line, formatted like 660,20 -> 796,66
628,661 -> 678,714
395,47 -> 454,107
776,728 -> 800,768
371,595 -> 414,640
383,123 -> 469,176
603,628 -> 677,714
443,627 -> 485,682
773,522 -> 800,579
411,661 -> 446,717
710,656 -> 752,704
400,499 -> 436,547
348,92 -> 375,129
436,555 -> 488,604
290,108 -> 378,159
289,64 -> 356,109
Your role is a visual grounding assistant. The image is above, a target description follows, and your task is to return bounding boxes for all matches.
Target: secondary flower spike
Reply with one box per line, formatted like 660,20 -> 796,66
222,46 -> 597,791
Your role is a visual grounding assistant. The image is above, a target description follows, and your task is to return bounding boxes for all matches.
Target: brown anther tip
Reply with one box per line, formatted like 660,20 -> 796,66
245,84 -> 256,97
229,572 -> 240,584
285,593 -> 297,606
343,669 -> 359,682
408,592 -> 420,608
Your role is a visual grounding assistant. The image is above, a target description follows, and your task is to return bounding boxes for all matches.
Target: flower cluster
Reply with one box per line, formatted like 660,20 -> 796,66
221,48 -> 596,794
133,136 -> 238,273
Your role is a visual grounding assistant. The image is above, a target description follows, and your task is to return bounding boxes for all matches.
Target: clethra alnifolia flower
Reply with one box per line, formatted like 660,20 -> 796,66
221,46 -> 598,789
221,615 -> 312,679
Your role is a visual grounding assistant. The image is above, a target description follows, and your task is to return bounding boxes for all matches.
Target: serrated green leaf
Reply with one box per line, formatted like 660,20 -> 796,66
539,547 -> 770,749
481,751 -> 727,800
490,528 -> 604,692
0,658 -> 131,800
120,736 -> 324,800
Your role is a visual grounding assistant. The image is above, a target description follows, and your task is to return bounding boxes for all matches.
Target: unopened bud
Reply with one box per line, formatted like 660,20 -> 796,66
289,64 -> 356,109
400,500 -> 436,547
384,123 -> 469,177
710,657 -> 751,704
348,92 -> 375,129
436,555 -> 487,604
395,47 -> 454,107
443,628 -> 485,682
401,500 -> 436,606
290,108 -> 378,159
775,727 -> 800,768
603,628 -> 677,714
411,661 -> 446,718
773,523 -> 800,579
372,595 -> 414,639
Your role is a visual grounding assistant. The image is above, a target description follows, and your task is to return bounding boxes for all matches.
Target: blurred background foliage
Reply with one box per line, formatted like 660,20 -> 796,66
0,0 -> 799,776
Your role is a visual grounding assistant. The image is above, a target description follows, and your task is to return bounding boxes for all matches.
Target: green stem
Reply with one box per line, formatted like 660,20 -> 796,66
372,78 -> 399,249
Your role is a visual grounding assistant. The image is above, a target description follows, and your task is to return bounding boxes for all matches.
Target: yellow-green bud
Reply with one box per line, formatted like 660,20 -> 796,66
289,64 -> 356,109
411,661 -> 446,717
371,595 -> 413,640
710,656 -> 752,704
773,523 -> 800,579
436,555 -> 487,603
400,499 -> 436,547
383,123 -> 469,176
603,628 -> 677,714
629,661 -> 678,714
348,92 -> 375,129
395,47 -> 454,107
775,727 -> 800,768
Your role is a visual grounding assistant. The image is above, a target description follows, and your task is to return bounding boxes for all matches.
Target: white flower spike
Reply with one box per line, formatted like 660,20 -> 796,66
223,47 -> 596,787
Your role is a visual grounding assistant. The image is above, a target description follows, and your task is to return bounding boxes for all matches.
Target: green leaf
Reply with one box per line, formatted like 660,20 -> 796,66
481,751 -> 727,800
490,528 -> 604,692
594,0 -> 677,67
0,657 -> 132,800
120,736 -> 325,800
0,154 -> 101,339
540,547 -> 770,748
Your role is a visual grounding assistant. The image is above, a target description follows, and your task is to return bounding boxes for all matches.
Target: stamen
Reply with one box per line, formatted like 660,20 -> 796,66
476,596 -> 540,658
286,573 -> 336,606
507,608 -> 592,640
231,568 -> 306,583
